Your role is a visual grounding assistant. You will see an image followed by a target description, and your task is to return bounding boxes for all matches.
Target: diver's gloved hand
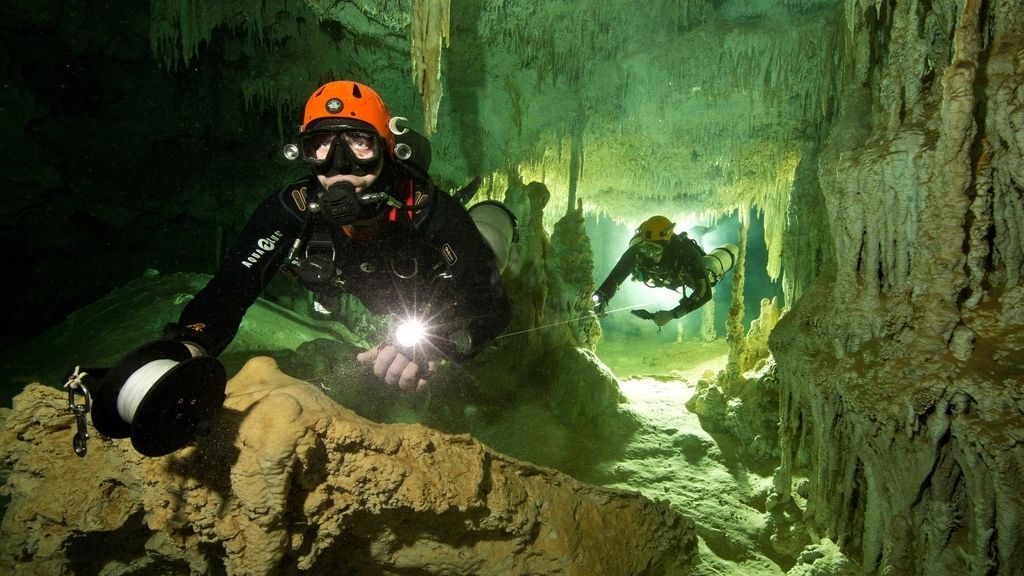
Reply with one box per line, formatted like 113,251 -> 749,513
354,317 -> 476,389
652,310 -> 675,327
356,344 -> 436,391
592,291 -> 609,317
630,309 -> 675,327
631,309 -> 653,321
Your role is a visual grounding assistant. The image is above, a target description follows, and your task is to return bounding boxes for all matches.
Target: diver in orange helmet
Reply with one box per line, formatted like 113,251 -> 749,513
593,216 -> 738,327
80,81 -> 516,457
170,80 -> 512,390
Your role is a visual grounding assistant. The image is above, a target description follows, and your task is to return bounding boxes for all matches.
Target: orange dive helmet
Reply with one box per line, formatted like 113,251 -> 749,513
301,81 -> 394,150
298,81 -> 398,179
637,216 -> 676,242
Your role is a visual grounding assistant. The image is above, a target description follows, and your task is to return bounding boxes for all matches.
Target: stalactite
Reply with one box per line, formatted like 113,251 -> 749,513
965,138 -> 994,308
566,119 -> 584,215
760,149 -> 799,282
993,168 -> 1024,287
908,0 -> 980,351
988,2 -> 1024,290
148,0 -> 413,143
149,0 -> 213,68
150,0 -> 283,69
411,0 -> 450,137
781,142 -> 833,309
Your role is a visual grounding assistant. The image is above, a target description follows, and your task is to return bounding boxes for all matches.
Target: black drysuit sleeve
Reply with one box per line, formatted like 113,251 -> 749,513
172,186 -> 306,356
596,245 -> 643,302
419,191 -> 511,360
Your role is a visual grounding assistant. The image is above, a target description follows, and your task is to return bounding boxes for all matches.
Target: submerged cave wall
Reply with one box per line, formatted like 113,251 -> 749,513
770,0 -> 1024,573
2,0 -> 844,356
7,1 -> 1023,571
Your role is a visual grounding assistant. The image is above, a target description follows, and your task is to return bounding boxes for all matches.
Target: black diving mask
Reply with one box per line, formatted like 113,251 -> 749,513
300,126 -> 383,178
638,241 -> 665,261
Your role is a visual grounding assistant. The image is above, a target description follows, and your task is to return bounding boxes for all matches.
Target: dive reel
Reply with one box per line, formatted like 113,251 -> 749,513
80,340 -> 226,457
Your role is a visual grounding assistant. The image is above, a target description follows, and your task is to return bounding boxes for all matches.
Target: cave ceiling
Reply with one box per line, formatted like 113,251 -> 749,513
154,0 -> 844,227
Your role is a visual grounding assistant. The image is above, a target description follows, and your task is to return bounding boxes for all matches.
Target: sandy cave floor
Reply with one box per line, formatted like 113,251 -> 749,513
595,334 -> 788,575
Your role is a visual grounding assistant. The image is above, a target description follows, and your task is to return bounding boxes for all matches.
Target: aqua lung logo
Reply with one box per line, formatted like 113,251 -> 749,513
441,243 -> 457,266
326,98 -> 343,114
241,231 -> 284,268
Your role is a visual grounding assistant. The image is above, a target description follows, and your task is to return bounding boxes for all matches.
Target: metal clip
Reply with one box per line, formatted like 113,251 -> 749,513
64,366 -> 93,457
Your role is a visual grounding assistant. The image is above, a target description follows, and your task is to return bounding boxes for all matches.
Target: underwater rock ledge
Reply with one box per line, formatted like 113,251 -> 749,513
0,356 -> 697,576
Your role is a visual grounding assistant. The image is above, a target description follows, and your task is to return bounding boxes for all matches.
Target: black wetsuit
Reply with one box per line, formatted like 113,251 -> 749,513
172,169 -> 511,360
596,233 -> 711,318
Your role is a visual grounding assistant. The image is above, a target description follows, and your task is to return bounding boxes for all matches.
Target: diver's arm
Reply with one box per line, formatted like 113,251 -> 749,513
170,184 -> 307,356
421,191 -> 511,360
596,246 -> 640,302
668,275 -> 712,318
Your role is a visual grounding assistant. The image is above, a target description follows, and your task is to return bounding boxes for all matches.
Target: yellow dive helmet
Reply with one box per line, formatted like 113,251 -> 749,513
636,216 -> 676,242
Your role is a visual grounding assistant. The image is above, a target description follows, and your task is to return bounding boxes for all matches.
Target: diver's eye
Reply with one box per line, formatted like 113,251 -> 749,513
312,133 -> 336,160
343,132 -> 378,161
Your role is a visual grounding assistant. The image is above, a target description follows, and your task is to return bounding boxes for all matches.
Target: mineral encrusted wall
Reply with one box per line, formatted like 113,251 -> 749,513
770,0 -> 1024,573
0,358 -> 698,575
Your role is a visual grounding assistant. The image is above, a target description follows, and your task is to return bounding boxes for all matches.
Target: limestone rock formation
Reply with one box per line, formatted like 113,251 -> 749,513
766,2 -> 1024,574
0,356 -> 698,575
686,296 -> 783,463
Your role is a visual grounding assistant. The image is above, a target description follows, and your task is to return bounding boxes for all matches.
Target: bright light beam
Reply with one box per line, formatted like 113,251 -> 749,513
395,318 -> 427,347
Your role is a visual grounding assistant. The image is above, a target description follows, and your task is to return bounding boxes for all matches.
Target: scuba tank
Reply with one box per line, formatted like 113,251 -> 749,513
703,244 -> 739,285
467,200 -> 518,273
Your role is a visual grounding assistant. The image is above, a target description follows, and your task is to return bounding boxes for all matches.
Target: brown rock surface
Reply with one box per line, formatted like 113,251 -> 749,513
1,356 -> 697,575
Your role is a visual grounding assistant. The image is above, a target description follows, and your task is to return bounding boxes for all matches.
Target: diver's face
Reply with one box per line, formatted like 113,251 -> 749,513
302,126 -> 385,193
639,241 -> 665,264
311,131 -> 379,162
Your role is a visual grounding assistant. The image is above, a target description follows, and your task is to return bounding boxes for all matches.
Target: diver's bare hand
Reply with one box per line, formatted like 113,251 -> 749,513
356,344 -> 435,391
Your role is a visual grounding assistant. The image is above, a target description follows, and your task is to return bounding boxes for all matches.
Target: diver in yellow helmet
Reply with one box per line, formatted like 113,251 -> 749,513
593,216 -> 739,327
